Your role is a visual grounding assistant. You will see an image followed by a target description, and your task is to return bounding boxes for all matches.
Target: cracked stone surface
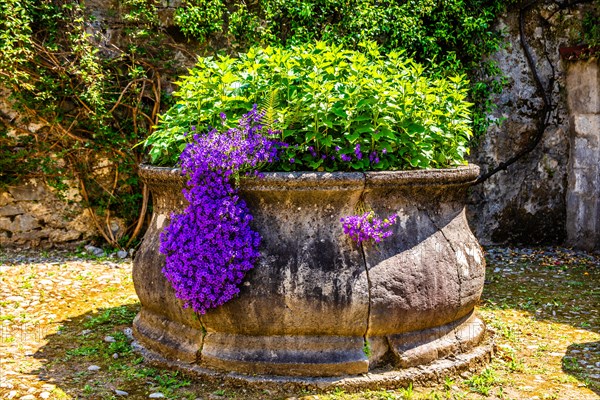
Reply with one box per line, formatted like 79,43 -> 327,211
133,165 -> 487,378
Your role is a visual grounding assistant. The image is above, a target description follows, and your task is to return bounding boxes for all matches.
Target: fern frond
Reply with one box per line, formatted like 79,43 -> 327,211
258,88 -> 279,127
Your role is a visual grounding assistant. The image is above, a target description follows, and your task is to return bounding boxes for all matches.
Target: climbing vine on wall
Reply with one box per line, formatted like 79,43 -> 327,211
0,0 -> 170,247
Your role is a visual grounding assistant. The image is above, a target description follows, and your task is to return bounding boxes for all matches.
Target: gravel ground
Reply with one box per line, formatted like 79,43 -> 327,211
0,246 -> 598,399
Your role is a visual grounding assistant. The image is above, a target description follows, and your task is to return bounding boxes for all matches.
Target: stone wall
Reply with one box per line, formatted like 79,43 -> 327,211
0,90 -> 96,249
0,179 -> 94,248
468,2 -> 593,246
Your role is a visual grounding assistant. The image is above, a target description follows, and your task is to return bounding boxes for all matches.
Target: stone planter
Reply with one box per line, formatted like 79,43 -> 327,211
132,164 -> 490,383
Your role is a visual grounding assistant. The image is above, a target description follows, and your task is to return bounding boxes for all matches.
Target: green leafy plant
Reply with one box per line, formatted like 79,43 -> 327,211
465,367 -> 498,396
582,0 -> 600,47
145,42 -> 473,171
175,0 -> 225,41
171,0 -> 515,138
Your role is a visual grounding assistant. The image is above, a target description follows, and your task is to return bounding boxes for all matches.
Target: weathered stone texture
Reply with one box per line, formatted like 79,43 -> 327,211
565,59 -> 600,250
468,3 -> 591,245
0,179 -> 94,248
133,166 -> 488,378
566,59 -> 600,114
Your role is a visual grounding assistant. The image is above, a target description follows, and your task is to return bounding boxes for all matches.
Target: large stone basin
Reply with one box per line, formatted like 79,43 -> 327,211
132,165 -> 489,383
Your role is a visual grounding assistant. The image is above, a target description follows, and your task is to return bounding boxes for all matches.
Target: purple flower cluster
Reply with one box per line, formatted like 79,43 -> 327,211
299,143 -> 385,166
159,106 -> 280,314
340,211 -> 398,244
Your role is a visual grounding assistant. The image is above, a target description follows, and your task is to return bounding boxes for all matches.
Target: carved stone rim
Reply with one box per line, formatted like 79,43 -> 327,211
138,164 -> 480,191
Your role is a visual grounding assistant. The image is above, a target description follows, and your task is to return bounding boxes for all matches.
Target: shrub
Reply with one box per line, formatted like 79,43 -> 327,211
145,42 -> 473,171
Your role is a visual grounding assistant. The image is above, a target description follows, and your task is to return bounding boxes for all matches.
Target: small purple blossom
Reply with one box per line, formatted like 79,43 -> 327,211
340,154 -> 352,162
308,146 -> 317,157
340,211 -> 398,243
369,151 -> 380,164
289,157 -> 295,164
354,144 -> 362,160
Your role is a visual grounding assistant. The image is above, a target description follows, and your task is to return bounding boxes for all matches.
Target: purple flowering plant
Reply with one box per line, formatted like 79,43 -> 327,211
159,106 -> 280,314
341,212 -> 398,244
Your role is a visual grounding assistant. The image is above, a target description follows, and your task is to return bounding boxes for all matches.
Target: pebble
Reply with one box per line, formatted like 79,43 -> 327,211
113,353 -> 119,359
85,245 -> 105,257
87,365 -> 101,371
104,335 -> 116,343
39,393 -> 50,400
117,250 -> 128,259
80,329 -> 92,336
115,390 -> 129,396
123,327 -> 134,340
149,393 -> 165,398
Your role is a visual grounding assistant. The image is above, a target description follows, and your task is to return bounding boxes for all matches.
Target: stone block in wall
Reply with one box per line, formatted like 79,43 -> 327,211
566,191 -> 599,250
572,114 -> 600,140
570,167 -> 600,195
11,230 -> 49,247
48,229 -> 82,243
0,217 -> 12,231
8,182 -> 46,201
566,60 -> 600,114
0,192 -> 14,207
572,136 -> 600,168
13,214 -> 40,232
0,205 -> 23,217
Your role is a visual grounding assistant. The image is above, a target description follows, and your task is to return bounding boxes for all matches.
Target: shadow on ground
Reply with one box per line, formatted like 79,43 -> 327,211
564,341 -> 600,396
27,304 -> 298,399
481,247 -> 599,396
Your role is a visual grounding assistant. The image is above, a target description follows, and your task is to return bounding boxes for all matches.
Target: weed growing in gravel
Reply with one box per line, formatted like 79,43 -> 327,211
83,306 -> 137,328
465,367 -> 499,395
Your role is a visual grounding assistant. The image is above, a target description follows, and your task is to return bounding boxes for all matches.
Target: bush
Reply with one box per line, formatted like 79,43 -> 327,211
145,42 -> 472,171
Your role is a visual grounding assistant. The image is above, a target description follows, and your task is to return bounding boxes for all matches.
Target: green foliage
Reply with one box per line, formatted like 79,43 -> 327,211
83,306 -> 137,329
0,0 -> 169,247
465,367 -> 498,396
362,340 -> 371,357
582,0 -> 600,47
175,0 -> 225,41
183,0 -> 514,137
145,42 -> 473,171
108,332 -> 133,355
